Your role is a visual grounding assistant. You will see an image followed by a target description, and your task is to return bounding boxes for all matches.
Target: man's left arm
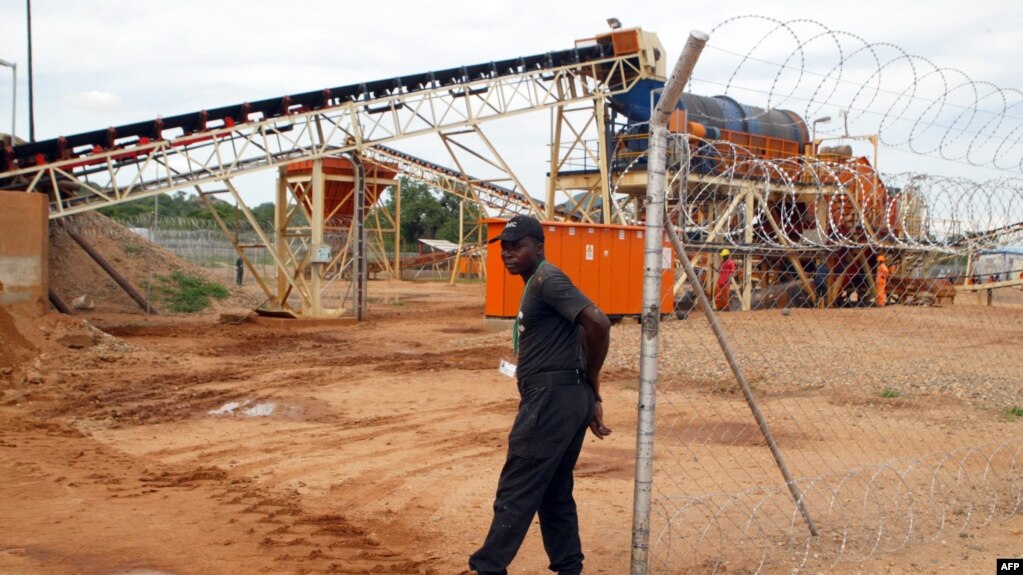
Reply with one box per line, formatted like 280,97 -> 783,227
577,304 -> 611,438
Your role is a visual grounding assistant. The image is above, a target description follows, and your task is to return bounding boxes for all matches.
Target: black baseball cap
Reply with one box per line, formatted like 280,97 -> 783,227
491,215 -> 545,243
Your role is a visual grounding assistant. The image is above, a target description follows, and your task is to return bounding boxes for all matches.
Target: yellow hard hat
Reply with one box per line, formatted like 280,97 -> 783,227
877,255 -> 886,262
720,249 -> 730,257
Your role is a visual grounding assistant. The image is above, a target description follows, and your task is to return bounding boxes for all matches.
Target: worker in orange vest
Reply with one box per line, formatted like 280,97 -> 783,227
715,249 -> 737,311
875,255 -> 890,307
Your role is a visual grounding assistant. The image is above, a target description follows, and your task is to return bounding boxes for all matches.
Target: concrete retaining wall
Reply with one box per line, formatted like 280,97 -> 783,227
0,192 -> 48,312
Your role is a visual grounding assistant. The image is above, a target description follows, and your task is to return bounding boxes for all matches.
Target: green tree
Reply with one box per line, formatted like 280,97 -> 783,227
250,202 -> 276,225
97,177 -> 479,246
99,192 -> 279,231
379,177 -> 477,250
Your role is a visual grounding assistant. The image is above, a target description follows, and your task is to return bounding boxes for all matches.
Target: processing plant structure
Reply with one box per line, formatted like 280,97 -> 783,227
2,27 -> 1012,318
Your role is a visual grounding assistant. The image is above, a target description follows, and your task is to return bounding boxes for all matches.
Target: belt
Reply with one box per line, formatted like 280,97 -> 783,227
519,369 -> 584,391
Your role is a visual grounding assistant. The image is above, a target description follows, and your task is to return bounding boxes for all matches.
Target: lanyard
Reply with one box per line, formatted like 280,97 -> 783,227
513,260 -> 546,355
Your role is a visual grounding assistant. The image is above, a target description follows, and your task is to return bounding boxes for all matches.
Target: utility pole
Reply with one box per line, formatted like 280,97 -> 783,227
27,0 -> 36,141
0,59 -> 14,146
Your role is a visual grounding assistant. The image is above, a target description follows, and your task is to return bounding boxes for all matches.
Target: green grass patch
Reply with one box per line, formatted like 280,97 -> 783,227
123,243 -> 145,255
1006,406 -> 1023,420
880,387 -> 901,399
154,271 -> 229,313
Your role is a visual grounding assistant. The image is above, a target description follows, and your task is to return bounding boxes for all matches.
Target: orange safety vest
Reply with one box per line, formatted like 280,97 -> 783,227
876,263 -> 890,306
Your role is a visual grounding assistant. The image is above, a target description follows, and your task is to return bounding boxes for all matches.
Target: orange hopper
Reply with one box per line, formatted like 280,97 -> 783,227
285,157 -> 398,217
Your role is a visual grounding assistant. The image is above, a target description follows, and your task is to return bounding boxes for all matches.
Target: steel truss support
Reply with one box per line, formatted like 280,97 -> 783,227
545,91 -> 617,224
448,198 -> 485,284
10,52 -> 649,220
438,125 -> 542,217
667,167 -> 914,309
365,146 -> 536,217
191,156 -> 396,319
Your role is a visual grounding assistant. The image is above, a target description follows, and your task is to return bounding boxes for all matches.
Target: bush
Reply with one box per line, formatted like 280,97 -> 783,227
880,387 -> 901,399
155,271 -> 229,313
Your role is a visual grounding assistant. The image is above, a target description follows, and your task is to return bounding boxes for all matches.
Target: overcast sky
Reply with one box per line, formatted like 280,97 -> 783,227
2,0 -> 1021,205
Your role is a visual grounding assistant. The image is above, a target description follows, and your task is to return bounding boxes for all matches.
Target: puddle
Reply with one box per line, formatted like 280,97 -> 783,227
242,402 -> 277,416
208,401 -> 242,415
208,400 -> 277,417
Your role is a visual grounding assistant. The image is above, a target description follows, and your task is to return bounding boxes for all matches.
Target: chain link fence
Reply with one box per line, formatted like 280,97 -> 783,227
616,18 -> 1023,573
609,156 -> 1023,572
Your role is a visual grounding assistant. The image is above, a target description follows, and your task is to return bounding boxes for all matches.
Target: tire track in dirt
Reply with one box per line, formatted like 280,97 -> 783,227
106,390 -> 515,566
140,397 -> 514,499
163,472 -> 432,574
4,287 -> 500,573
0,413 -> 439,574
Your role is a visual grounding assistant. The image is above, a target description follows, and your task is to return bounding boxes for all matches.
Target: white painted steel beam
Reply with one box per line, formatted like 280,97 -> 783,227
5,54 -> 647,220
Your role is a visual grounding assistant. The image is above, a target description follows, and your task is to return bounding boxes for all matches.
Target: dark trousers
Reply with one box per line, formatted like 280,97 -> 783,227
470,375 -> 594,575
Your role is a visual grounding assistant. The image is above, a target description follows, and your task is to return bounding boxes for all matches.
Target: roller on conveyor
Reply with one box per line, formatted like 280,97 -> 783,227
0,42 -> 628,174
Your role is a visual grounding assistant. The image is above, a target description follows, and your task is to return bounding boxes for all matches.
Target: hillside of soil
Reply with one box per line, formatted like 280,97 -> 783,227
48,212 -> 261,315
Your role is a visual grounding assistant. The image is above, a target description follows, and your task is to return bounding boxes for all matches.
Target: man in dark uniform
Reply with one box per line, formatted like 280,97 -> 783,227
813,256 -> 830,308
469,215 -> 611,575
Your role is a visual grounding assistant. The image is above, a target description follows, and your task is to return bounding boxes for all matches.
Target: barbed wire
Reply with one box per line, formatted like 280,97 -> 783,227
693,16 -> 1023,174
618,18 -> 1023,572
610,132 -> 1023,255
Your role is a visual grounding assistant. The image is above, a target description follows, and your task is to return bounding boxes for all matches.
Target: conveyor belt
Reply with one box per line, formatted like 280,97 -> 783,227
1,44 -> 616,172
2,34 -> 649,220
367,145 -> 545,216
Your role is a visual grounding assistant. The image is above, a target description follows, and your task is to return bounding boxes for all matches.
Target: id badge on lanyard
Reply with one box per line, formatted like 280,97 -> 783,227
498,358 -> 516,378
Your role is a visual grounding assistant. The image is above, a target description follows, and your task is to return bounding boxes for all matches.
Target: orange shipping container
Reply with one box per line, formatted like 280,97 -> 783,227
484,219 -> 673,318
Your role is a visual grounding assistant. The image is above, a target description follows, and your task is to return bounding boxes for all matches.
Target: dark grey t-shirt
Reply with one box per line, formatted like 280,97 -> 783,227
516,262 -> 594,380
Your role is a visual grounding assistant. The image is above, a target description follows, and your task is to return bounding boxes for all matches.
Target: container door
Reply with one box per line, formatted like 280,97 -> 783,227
660,238 -> 675,313
542,223 -> 562,273
560,224 -> 583,287
627,228 -> 645,313
484,220 -> 506,317
598,228 -> 615,314
579,226 -> 601,304
609,227 -> 632,314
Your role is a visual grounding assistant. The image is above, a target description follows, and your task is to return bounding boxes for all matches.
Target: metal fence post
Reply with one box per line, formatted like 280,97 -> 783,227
631,30 -> 709,575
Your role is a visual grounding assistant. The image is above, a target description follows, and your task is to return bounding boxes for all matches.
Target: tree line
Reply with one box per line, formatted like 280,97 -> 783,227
99,177 -> 479,251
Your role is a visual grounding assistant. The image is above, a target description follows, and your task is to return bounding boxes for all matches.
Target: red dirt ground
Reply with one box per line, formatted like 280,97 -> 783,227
1,218 -> 1021,573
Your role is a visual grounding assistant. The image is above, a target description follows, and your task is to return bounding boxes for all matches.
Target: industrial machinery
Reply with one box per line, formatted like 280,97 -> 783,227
0,26 -> 978,317
547,45 -> 906,310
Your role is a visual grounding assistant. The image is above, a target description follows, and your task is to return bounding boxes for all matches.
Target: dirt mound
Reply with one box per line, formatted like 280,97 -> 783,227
0,305 -> 36,370
0,301 -> 134,386
48,211 -> 260,314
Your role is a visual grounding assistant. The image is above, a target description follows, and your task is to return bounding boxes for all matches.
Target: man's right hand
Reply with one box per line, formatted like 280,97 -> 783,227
589,401 -> 612,439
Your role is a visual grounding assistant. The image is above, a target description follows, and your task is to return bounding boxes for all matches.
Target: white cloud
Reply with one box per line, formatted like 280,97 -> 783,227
59,90 -> 121,112
2,0 -> 1022,204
